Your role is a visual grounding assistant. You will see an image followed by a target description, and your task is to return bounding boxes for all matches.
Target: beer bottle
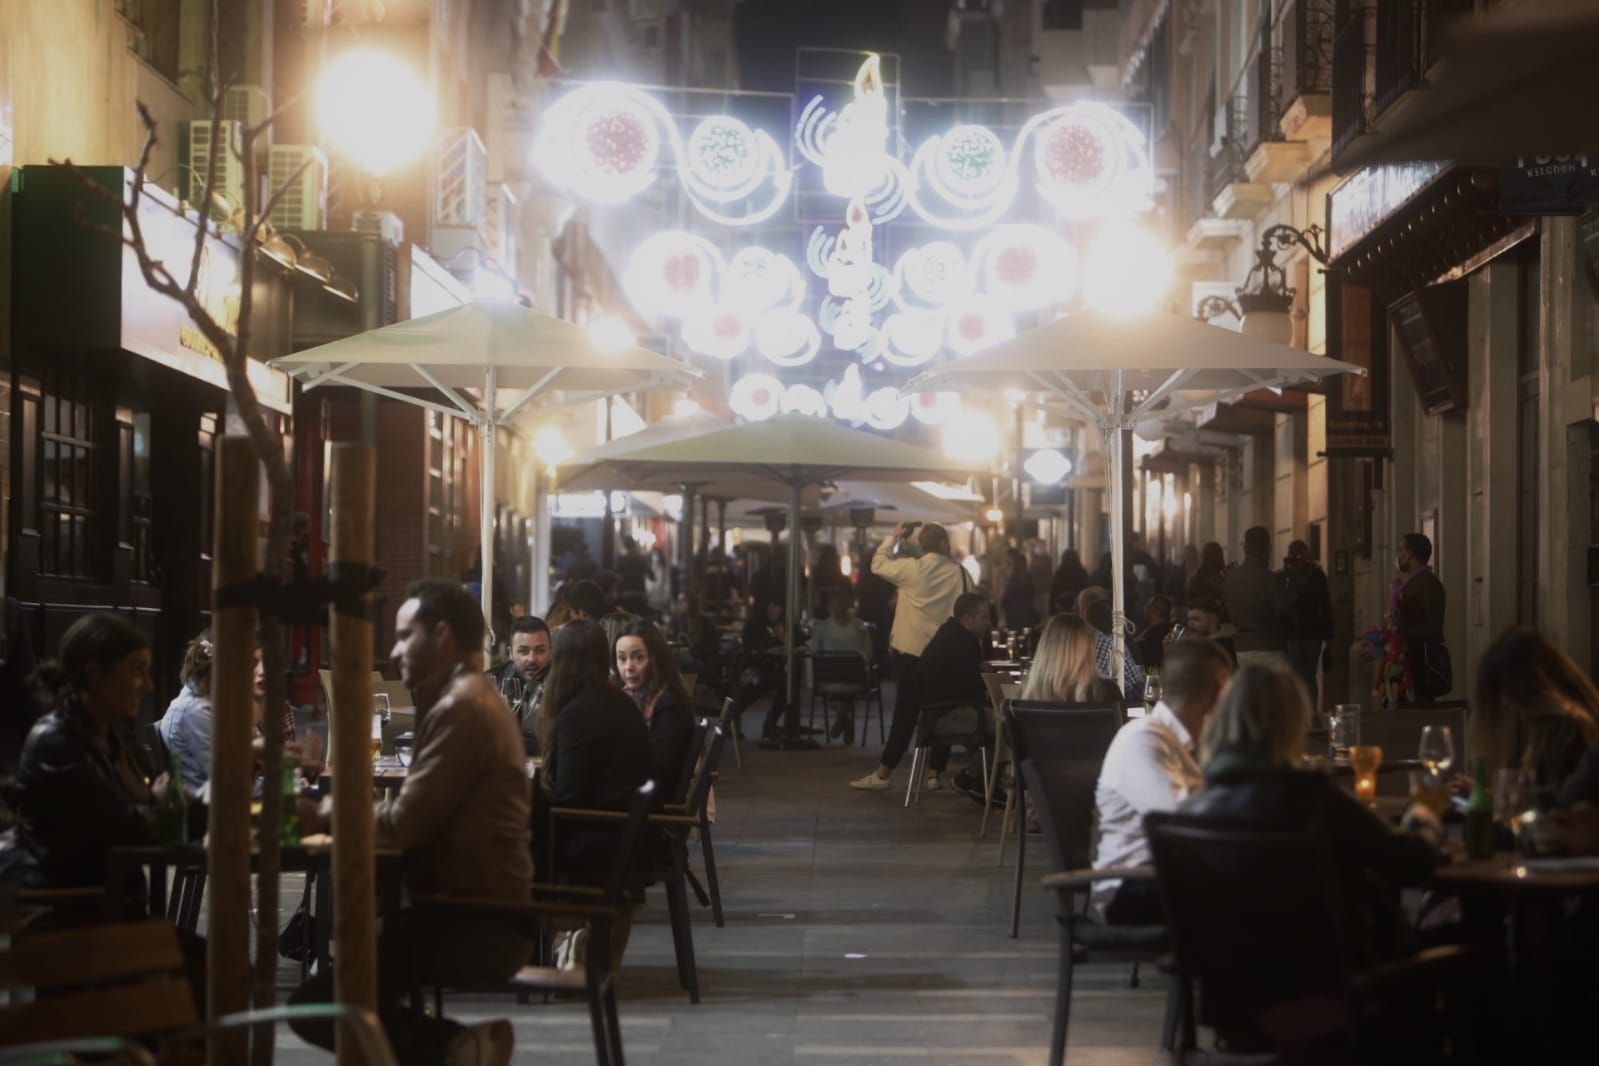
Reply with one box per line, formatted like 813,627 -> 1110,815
281,755 -> 301,848
155,753 -> 189,846
1465,756 -> 1495,861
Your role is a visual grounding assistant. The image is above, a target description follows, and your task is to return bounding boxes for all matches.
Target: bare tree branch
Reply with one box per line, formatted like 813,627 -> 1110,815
246,156 -> 314,247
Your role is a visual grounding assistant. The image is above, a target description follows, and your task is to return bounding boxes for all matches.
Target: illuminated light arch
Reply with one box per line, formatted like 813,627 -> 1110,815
863,386 -> 911,431
826,364 -> 867,421
882,310 -> 945,367
892,241 -> 970,311
754,309 -> 822,367
909,390 -> 962,426
730,373 -> 785,421
969,224 -> 1078,312
945,296 -> 1016,356
781,383 -> 829,417
681,307 -> 751,360
622,230 -> 724,320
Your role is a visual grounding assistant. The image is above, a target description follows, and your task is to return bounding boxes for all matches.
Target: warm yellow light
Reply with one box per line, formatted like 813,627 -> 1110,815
673,398 -> 702,418
840,553 -> 853,577
985,506 -> 1005,524
587,314 -> 635,354
1083,221 -> 1173,316
532,425 -> 572,467
316,50 -> 435,175
1162,492 -> 1178,521
944,410 -> 1001,462
1003,388 -> 1027,406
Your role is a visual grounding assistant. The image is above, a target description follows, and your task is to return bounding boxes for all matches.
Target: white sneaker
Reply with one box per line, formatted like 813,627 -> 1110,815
445,1019 -> 514,1066
923,772 -> 944,792
849,771 -> 892,791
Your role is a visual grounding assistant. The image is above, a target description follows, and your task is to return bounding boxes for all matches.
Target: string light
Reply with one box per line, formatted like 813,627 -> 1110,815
730,373 -> 784,421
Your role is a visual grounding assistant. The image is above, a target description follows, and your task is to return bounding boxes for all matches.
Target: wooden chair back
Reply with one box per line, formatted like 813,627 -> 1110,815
600,781 -> 657,905
0,920 -> 196,1046
679,727 -> 726,821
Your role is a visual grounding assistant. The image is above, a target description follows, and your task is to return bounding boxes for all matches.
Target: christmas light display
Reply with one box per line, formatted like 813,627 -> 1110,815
729,373 -> 785,421
909,389 -> 961,426
971,225 -> 1077,312
622,230 -> 723,320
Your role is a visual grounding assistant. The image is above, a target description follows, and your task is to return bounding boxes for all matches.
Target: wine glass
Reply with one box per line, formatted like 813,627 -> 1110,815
499,672 -> 524,709
371,693 -> 390,761
1142,674 -> 1162,718
1417,725 -> 1455,777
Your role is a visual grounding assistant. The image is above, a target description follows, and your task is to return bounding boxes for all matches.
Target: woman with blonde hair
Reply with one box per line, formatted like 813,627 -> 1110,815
1020,614 -> 1119,705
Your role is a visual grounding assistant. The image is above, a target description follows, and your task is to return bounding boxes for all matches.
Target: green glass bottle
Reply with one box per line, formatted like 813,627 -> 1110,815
155,753 -> 189,846
281,755 -> 300,848
1465,755 -> 1495,861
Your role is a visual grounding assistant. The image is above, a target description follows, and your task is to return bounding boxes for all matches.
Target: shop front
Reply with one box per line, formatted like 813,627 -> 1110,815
7,166 -> 294,716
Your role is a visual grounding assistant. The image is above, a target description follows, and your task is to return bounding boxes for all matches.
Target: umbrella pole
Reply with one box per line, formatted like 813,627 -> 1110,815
480,367 -> 498,651
785,480 -> 801,736
1108,369 -> 1128,697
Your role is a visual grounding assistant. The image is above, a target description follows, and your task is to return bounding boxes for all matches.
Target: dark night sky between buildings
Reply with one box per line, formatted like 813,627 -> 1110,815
732,0 -> 955,97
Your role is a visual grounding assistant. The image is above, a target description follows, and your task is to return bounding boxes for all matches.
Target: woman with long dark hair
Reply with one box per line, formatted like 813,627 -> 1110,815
1,614 -> 177,910
1474,626 -> 1599,789
1185,541 -> 1228,603
613,619 -> 695,802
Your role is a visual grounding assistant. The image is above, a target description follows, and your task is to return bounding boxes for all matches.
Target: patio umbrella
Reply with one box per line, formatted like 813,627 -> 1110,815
906,308 -> 1364,683
272,300 -> 700,637
558,413 -> 984,745
1332,1 -> 1599,170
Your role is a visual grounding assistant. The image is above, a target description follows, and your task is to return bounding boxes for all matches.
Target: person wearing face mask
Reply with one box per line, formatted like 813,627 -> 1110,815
491,616 -> 552,755
612,620 -> 694,803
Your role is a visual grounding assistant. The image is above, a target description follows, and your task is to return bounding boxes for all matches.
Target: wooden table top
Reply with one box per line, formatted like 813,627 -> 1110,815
1431,852 -> 1599,892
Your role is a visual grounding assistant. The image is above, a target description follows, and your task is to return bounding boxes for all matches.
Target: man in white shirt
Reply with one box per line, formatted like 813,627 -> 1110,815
850,521 -> 972,791
1091,638 -> 1234,924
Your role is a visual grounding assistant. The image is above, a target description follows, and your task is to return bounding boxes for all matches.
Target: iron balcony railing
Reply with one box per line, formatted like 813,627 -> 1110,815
1279,0 -> 1335,105
1336,0 -> 1477,160
1330,4 -> 1372,160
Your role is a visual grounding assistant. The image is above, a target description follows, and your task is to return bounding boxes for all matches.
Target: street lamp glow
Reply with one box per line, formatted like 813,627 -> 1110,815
943,410 -> 1000,462
532,425 -> 572,470
1083,221 -> 1172,315
1023,448 -> 1073,485
587,314 -> 635,353
316,50 -> 435,175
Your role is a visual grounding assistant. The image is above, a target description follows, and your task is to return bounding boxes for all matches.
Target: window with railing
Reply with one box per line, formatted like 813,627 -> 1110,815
38,368 -> 98,580
1331,2 -> 1372,158
1279,0 -> 1335,104
114,0 -> 182,83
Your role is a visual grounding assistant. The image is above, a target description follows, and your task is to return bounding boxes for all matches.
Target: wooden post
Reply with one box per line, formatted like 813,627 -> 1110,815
330,443 -> 377,1065
207,437 -> 258,1064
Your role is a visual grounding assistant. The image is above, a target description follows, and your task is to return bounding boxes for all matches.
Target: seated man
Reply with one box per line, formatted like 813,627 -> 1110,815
915,593 -> 992,794
1134,594 -> 1176,669
490,615 -> 551,756
1092,638 -> 1234,924
1173,598 -> 1237,665
295,580 -> 532,1066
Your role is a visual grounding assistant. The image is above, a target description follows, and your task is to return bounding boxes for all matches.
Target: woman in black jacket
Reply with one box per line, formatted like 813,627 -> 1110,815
613,619 -> 696,804
0,613 -> 202,924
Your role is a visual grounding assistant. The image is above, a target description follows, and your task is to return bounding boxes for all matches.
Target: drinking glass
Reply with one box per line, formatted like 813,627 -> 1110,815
371,693 -> 389,760
1141,674 -> 1161,718
1350,744 -> 1383,805
1329,704 -> 1361,763
499,672 -> 524,710
1417,725 -> 1455,778
394,735 -> 415,769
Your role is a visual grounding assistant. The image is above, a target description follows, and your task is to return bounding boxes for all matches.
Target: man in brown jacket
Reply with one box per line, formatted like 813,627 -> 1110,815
295,579 -> 531,1066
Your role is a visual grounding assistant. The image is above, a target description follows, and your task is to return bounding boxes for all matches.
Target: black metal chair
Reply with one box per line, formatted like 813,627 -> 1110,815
1002,699 -> 1122,938
807,651 -> 882,746
1020,758 -> 1173,1066
903,700 -> 992,807
420,780 -> 657,1066
1145,811 -> 1482,1064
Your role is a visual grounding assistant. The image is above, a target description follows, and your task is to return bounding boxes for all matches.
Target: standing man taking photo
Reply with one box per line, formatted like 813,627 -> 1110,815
849,521 -> 970,793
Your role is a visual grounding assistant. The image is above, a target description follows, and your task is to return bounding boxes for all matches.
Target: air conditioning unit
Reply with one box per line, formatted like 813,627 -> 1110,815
224,85 -> 272,129
186,121 -> 247,228
483,182 -> 518,269
268,145 -> 328,231
435,128 -> 488,230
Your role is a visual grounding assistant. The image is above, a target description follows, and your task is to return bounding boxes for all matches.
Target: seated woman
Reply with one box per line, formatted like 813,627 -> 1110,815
809,587 -> 873,743
613,619 -> 696,804
1183,662 -> 1441,968
1,613 -> 203,917
737,599 -> 791,741
673,589 -> 722,680
156,631 -> 216,793
1474,626 -> 1599,796
1019,613 -> 1122,705
536,619 -> 653,883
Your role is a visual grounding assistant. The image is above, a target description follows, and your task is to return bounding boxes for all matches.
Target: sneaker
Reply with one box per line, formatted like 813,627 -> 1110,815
923,772 -> 944,792
445,1019 -> 514,1066
849,771 -> 892,791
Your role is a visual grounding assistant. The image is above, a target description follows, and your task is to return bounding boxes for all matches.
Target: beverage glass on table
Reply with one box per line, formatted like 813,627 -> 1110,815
1140,672 -> 1161,719
1349,744 -> 1383,805
1329,704 -> 1361,764
371,693 -> 390,759
1417,725 -> 1455,777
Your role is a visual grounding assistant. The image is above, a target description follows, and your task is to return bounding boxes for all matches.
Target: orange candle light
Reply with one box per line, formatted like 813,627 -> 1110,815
1355,774 -> 1376,804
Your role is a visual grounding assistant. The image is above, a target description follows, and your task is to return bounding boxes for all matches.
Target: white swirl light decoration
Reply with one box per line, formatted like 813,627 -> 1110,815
903,126 -> 1020,231
826,364 -> 867,422
725,247 -> 807,312
730,373 -> 784,421
780,384 -> 828,417
622,230 -> 724,320
1029,103 -> 1153,220
531,82 -> 791,225
946,296 -> 1016,356
863,386 -> 910,431
681,306 -> 751,361
754,309 -> 822,367
882,310 -> 945,368
970,225 -> 1078,312
892,241 -> 969,310
909,390 -> 962,426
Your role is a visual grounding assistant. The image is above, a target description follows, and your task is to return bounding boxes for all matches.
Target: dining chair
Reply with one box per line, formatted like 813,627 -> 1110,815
717,695 -> 742,770
1020,758 -> 1173,1066
0,918 -> 399,1064
807,651 -> 879,746
1146,812 -> 1481,1063
1001,700 -> 1122,938
903,701 -> 992,807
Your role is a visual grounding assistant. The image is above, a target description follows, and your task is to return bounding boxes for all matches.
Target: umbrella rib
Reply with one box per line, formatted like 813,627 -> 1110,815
1129,369 -> 1192,422
317,375 -> 475,421
497,368 -> 564,426
1030,369 -> 1103,427
297,361 -> 360,389
415,365 -> 485,422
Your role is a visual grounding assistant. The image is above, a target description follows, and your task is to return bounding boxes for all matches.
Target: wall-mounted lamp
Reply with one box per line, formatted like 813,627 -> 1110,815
1195,223 -> 1328,346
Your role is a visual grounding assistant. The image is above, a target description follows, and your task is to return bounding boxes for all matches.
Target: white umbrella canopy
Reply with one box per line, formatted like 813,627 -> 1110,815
1331,0 -> 1599,170
906,308 -> 1364,685
559,412 -> 983,744
272,300 -> 701,637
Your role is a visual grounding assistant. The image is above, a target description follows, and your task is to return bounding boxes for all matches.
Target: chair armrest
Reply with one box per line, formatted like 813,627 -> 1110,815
549,806 -> 629,824
1040,865 -> 1156,893
647,812 -> 699,827
0,1037 -> 154,1065
169,1004 -> 397,1066
1349,944 -> 1490,997
410,891 -> 617,927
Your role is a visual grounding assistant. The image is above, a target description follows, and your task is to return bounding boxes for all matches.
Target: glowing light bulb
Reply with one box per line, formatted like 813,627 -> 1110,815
317,50 -> 436,175
1024,448 -> 1072,485
944,411 -> 1000,462
1083,222 -> 1172,315
533,425 -> 573,468
587,314 -> 634,353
